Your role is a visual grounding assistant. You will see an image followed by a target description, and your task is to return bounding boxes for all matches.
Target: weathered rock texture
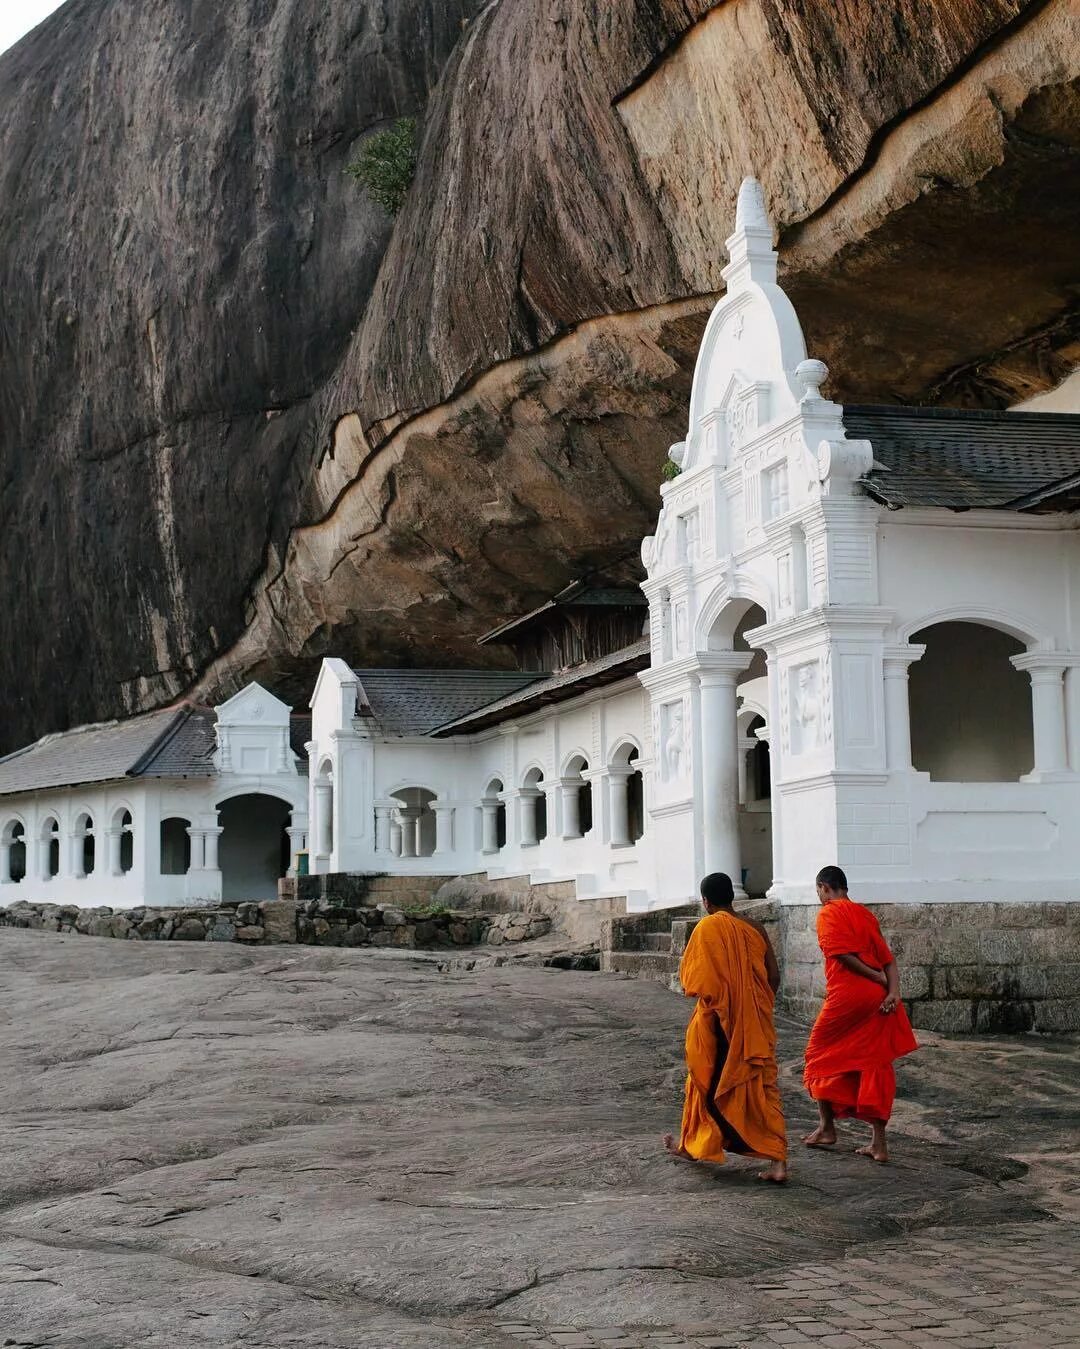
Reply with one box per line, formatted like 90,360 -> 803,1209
0,929 -> 1076,1343
2,0 -> 1079,750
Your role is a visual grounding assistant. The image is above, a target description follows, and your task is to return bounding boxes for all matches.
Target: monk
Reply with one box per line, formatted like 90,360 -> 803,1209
663,872 -> 788,1183
802,865 -> 918,1163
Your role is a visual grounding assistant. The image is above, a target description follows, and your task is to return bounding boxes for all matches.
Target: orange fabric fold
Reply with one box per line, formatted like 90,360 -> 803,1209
677,911 -> 787,1163
803,898 -> 918,1123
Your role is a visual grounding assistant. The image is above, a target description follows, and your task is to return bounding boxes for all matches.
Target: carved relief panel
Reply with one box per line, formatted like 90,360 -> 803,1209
659,699 -> 688,784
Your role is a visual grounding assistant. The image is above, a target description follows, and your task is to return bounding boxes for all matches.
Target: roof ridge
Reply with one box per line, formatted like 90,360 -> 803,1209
126,706 -> 197,778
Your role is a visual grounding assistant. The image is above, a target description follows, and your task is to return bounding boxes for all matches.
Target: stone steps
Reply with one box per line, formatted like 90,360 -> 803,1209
602,950 -> 680,984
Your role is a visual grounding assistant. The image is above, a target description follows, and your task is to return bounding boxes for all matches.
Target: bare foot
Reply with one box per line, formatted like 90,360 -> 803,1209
662,1132 -> 694,1161
855,1144 -> 888,1164
757,1159 -> 789,1184
802,1125 -> 838,1148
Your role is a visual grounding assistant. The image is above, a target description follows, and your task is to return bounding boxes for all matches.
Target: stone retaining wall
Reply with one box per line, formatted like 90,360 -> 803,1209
0,899 -> 281,942
779,902 -> 1080,1033
0,894 -> 551,951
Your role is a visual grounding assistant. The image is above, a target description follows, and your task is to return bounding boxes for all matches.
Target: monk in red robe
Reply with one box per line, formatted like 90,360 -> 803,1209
802,865 -> 918,1163
664,872 -> 788,1183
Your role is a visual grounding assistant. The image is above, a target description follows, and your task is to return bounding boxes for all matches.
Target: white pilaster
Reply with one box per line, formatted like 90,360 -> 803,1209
433,804 -> 454,857
1013,655 -> 1069,779
883,644 -> 925,773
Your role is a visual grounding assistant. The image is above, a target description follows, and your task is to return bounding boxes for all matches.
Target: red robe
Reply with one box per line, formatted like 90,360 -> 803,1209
803,898 -> 918,1123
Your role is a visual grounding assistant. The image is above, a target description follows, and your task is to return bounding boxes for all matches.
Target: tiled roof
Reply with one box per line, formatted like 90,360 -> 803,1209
846,405 -> 1080,512
351,669 -> 543,737
0,705 -> 217,798
431,639 -> 651,737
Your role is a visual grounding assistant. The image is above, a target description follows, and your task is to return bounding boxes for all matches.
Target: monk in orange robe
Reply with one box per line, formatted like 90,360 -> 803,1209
664,872 -> 788,1183
803,865 -> 918,1163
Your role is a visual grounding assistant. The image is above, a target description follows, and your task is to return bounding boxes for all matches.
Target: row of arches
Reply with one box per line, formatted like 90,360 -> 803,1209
1,795 -> 296,898
1,808 -> 134,884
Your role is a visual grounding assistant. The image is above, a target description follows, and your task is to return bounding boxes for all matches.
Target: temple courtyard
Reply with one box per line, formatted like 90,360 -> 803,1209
0,930 -> 1077,1349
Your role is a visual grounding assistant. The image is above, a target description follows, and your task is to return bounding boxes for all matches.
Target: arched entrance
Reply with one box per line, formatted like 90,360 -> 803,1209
218,794 -> 291,901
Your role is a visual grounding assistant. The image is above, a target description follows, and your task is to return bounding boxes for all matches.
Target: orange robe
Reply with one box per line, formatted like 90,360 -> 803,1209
803,898 -> 918,1123
677,910 -> 787,1163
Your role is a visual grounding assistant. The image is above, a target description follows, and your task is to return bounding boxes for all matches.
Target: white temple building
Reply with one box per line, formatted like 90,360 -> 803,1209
0,684 -> 308,906
5,180 -> 1080,926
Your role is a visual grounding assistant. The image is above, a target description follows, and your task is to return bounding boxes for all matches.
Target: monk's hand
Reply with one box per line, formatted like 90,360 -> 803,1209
880,992 -> 899,1014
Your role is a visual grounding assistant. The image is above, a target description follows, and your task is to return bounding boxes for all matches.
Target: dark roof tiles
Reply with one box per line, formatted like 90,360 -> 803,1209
846,405 -> 1080,512
351,669 -> 543,737
0,706 -> 215,798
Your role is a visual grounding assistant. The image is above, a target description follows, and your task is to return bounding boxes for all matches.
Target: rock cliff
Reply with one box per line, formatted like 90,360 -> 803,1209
1,0 -> 1078,749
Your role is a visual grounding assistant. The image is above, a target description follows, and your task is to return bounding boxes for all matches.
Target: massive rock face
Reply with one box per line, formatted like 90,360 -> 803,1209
1,0 -> 1078,750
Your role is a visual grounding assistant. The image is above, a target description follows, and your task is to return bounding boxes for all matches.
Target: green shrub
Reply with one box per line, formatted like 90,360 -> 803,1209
346,117 -> 418,216
661,459 -> 682,482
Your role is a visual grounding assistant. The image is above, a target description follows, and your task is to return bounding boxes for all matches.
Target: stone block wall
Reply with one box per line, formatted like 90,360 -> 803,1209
0,899 -> 287,943
0,891 -> 551,951
779,902 -> 1080,1033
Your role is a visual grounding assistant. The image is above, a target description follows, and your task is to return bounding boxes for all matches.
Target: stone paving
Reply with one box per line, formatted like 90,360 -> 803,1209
494,1221 -> 1080,1348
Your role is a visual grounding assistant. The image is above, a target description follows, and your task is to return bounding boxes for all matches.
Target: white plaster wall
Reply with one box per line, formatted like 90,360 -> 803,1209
0,768 -> 306,909
310,671 -> 656,909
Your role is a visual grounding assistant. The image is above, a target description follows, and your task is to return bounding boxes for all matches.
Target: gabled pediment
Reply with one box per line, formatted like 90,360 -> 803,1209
215,681 -> 291,727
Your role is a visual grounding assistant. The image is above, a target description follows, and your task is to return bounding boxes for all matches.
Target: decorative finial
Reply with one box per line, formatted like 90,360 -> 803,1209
796,359 -> 829,402
734,177 -> 770,232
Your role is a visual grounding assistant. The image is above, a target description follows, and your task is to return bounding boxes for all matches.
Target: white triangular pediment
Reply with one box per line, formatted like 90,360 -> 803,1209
215,681 -> 291,727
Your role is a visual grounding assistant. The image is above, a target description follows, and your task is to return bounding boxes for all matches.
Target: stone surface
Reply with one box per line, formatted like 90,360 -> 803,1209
0,927 -> 1076,1345
2,2 -> 1079,749
778,902 -> 1080,1031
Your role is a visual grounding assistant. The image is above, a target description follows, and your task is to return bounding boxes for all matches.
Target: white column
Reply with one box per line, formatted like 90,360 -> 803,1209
697,654 -> 753,893
559,780 -> 582,840
286,823 -> 306,875
204,826 -> 222,872
1012,655 -> 1069,778
737,737 -> 754,805
1023,662 -> 1068,777
373,806 -> 393,855
398,809 -> 419,859
71,832 -> 86,879
314,781 -> 333,860
186,827 -> 206,871
37,836 -> 50,880
433,805 -> 454,856
883,645 -> 924,772
518,790 -> 539,848
107,827 -> 123,877
608,769 -> 632,847
481,802 -> 500,854
1065,665 -> 1080,772
389,816 -> 403,857
0,842 -> 9,884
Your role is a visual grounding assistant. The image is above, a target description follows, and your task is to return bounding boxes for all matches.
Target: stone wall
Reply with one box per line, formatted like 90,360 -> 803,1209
0,899 -> 283,943
779,902 -> 1080,1034
0,890 -> 551,952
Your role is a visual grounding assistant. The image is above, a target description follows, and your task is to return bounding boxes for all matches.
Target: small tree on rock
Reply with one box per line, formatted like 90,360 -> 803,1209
346,118 -> 418,216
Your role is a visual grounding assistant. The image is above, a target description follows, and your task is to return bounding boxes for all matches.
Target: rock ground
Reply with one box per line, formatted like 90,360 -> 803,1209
0,929 -> 1076,1348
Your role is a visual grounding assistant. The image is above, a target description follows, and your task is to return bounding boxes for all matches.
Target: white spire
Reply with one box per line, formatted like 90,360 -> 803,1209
723,174 -> 777,292
734,177 -> 770,232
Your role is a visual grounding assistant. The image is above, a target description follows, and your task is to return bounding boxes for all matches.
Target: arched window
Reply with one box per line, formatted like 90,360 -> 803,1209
909,622 -> 1033,782
746,715 -> 771,801
562,755 -> 592,839
73,812 -> 95,878
1,820 -> 26,883
113,807 -> 134,874
480,778 -> 506,854
160,817 -> 192,875
390,787 -> 437,858
609,741 -> 645,846
521,767 -> 547,845
40,817 -> 60,879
